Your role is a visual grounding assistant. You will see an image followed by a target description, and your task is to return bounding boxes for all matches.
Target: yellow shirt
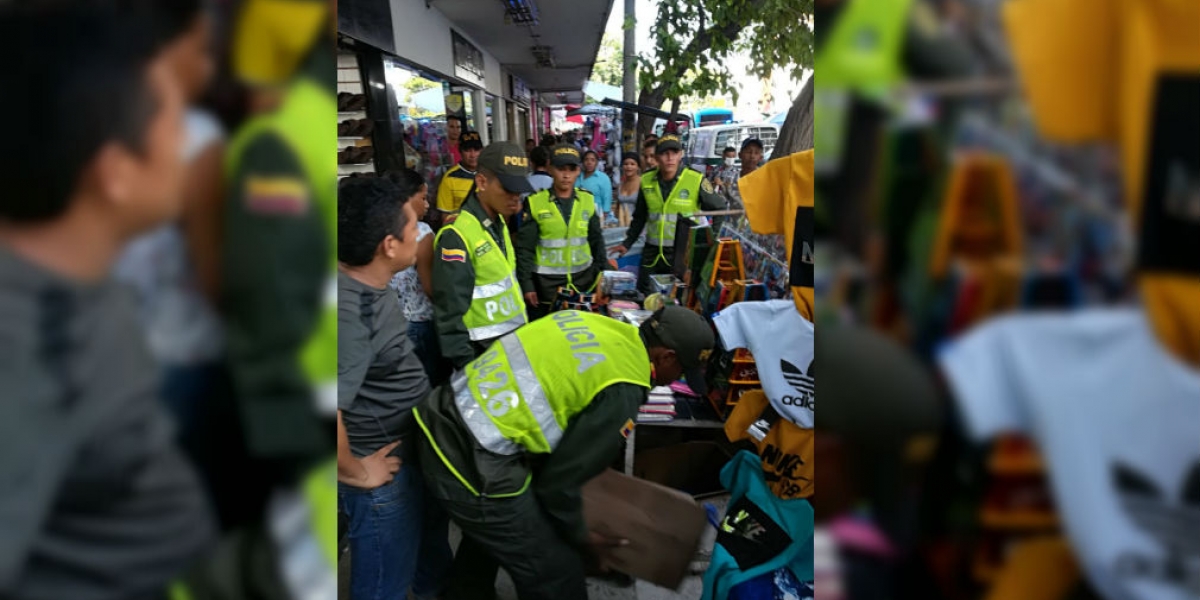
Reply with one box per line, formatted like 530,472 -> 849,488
724,389 -> 814,499
436,165 -> 477,213
1003,0 -> 1200,364
737,149 -> 816,320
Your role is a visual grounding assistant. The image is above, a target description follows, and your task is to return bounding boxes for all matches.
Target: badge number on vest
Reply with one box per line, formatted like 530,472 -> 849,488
551,311 -> 607,373
472,349 -> 519,418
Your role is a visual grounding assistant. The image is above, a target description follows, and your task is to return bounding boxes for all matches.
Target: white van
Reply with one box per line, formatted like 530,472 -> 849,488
683,123 -> 780,178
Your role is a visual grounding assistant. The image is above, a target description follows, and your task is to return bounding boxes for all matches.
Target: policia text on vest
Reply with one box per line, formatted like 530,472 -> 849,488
615,135 -> 725,295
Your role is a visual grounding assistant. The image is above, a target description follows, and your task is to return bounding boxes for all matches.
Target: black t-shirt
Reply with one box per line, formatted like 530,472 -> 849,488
337,271 -> 431,457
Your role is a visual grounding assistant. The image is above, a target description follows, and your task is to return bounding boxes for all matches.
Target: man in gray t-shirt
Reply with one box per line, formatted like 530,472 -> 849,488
336,176 -> 451,600
0,6 -> 215,598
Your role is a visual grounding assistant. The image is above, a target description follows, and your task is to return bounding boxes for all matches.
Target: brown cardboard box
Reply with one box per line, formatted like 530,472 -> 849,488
581,469 -> 709,589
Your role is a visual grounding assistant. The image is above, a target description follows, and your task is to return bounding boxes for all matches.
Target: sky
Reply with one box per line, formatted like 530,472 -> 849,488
603,0 -> 812,121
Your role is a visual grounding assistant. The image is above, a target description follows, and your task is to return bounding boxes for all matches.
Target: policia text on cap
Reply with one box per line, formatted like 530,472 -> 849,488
612,135 -> 725,294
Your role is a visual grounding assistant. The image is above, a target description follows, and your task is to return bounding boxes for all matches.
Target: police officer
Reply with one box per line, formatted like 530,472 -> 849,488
435,130 -> 484,217
414,306 -> 716,600
516,144 -> 609,319
432,141 -> 533,370
612,133 -> 726,295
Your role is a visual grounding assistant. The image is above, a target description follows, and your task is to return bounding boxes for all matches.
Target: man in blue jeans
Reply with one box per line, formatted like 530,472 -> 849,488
337,177 -> 452,599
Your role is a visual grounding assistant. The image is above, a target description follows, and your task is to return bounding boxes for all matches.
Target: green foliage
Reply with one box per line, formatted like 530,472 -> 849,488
637,0 -> 813,110
591,32 -> 624,88
402,76 -> 439,96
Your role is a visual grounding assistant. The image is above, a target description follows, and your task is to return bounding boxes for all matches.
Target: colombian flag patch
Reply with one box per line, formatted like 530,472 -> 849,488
619,418 -> 635,439
440,248 -> 467,263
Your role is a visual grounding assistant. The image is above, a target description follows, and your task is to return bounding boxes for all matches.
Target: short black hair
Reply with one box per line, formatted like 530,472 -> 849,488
446,115 -> 463,125
643,139 -> 658,150
582,150 -> 599,161
337,177 -> 413,266
622,154 -> 642,168
384,168 -> 427,202
525,138 -> 535,145
122,0 -> 206,46
0,3 -> 161,223
530,146 -> 551,168
722,146 -> 737,155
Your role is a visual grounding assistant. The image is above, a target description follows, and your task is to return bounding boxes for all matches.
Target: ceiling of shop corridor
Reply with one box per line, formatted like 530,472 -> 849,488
430,0 -> 613,105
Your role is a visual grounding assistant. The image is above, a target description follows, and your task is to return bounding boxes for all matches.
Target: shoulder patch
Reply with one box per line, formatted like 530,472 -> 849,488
440,248 -> 467,262
701,178 -> 714,193
620,418 -> 636,439
243,176 -> 309,216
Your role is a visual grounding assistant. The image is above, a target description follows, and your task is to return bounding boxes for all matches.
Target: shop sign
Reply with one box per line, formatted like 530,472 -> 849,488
452,30 -> 485,87
511,75 -> 531,103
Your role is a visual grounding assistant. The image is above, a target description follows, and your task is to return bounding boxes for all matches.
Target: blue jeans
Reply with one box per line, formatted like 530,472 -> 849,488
408,320 -> 450,388
338,464 -> 453,600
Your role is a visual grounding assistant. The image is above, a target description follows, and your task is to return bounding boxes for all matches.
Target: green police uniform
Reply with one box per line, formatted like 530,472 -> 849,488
415,311 -> 650,600
222,73 -> 334,459
433,142 -> 535,369
516,188 -> 609,311
433,194 -> 528,369
622,166 -> 725,295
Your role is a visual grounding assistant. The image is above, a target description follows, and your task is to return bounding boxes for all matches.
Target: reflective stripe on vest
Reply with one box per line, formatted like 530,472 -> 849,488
436,209 -> 528,342
642,169 -> 703,247
226,77 -> 338,405
528,189 -> 596,277
454,311 -> 650,457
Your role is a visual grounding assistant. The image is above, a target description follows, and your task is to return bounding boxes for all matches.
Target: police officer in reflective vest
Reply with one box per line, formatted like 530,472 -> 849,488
613,134 -> 726,295
516,144 -> 610,318
432,141 -> 533,370
414,306 -> 716,600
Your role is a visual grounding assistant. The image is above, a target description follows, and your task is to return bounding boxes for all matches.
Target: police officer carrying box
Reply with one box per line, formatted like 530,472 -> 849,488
516,144 -> 610,319
612,133 -> 726,295
432,141 -> 533,370
414,305 -> 716,600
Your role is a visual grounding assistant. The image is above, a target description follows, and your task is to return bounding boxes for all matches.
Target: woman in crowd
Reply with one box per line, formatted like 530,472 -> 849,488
387,169 -> 450,388
615,154 -> 641,227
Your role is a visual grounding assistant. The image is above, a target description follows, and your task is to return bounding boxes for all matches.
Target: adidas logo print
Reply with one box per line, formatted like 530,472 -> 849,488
780,359 -> 814,410
1111,460 -> 1200,594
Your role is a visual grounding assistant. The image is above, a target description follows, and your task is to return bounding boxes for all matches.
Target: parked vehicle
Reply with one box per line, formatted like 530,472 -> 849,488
683,122 -> 781,179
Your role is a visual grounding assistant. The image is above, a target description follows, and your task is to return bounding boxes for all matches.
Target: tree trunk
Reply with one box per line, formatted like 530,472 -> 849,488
772,75 -> 814,160
635,87 -> 666,141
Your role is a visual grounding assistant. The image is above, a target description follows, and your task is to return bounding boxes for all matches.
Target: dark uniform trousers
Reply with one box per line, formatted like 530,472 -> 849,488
417,434 -> 588,600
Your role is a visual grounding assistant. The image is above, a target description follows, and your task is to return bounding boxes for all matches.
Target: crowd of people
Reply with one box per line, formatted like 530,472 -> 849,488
336,120 -> 757,597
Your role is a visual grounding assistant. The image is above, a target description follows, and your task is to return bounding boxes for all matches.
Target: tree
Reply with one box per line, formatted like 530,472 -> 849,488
591,32 -> 624,89
402,76 -> 439,96
633,0 -> 814,138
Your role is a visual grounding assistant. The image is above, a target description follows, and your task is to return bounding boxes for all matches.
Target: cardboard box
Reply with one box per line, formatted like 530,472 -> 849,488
581,469 -> 709,589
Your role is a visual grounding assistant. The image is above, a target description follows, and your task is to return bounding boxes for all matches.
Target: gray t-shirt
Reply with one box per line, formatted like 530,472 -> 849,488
0,246 -> 215,600
337,271 -> 431,458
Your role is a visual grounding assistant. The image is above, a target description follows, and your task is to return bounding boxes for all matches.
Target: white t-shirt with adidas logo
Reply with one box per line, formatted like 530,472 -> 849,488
713,300 -> 815,428
938,308 -> 1200,600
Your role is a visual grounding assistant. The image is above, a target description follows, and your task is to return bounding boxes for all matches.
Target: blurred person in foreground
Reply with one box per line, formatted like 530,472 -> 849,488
218,0 -> 335,524
165,0 -> 341,598
0,4 -> 215,598
415,306 -> 715,600
338,177 -> 452,600
111,0 -> 232,515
